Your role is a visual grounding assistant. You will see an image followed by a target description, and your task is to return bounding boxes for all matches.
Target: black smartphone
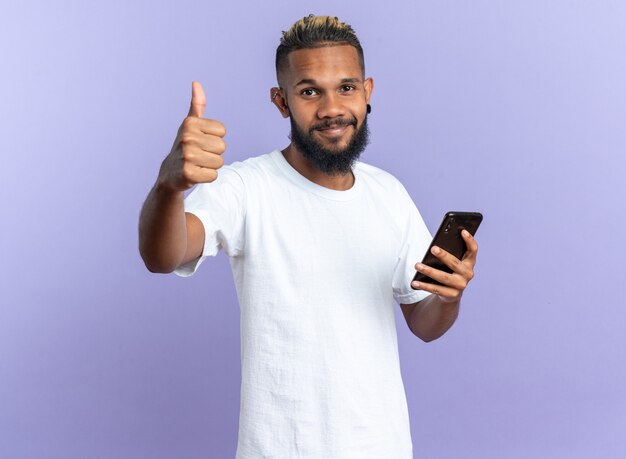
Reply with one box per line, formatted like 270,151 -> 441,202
411,211 -> 483,288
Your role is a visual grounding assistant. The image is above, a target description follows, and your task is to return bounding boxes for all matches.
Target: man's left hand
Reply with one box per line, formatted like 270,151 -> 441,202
411,229 -> 479,303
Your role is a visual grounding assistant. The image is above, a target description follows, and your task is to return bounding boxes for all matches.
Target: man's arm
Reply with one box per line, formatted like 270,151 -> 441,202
401,230 -> 478,342
138,185 -> 205,273
138,81 -> 226,273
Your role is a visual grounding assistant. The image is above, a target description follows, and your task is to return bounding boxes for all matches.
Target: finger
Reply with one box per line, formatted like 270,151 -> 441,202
180,132 -> 227,154
430,245 -> 463,273
411,279 -> 461,302
429,245 -> 474,279
196,118 -> 226,137
461,229 -> 479,263
184,163 -> 219,184
414,262 -> 468,290
184,150 -> 225,169
179,117 -> 227,137
188,81 -> 206,118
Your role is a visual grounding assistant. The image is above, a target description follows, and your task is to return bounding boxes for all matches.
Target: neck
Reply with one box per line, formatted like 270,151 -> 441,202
281,144 -> 355,191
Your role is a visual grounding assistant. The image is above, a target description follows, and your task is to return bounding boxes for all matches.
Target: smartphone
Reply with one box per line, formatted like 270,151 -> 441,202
411,211 -> 483,288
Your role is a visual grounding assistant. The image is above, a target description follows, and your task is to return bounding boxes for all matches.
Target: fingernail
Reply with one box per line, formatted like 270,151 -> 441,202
416,263 -> 425,271
432,246 -> 441,255
462,230 -> 470,237
412,281 -> 420,288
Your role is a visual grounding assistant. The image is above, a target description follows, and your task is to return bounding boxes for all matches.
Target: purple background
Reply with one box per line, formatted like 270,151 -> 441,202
1,1 -> 625,457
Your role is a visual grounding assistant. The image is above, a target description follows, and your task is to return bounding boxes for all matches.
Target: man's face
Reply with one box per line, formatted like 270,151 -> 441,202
275,45 -> 373,174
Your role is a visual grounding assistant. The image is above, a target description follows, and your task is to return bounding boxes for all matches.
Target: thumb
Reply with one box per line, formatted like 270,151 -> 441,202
188,81 -> 206,117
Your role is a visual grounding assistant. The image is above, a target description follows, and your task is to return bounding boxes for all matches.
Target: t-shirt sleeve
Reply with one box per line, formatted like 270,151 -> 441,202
392,186 -> 433,305
174,166 -> 246,277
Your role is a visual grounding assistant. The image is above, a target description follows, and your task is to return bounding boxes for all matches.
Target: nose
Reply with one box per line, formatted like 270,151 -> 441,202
317,93 -> 345,119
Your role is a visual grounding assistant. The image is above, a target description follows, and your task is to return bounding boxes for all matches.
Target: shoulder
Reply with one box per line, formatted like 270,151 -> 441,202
354,161 -> 423,227
222,150 -> 281,182
225,150 -> 278,172
191,152 -> 279,197
354,161 -> 410,197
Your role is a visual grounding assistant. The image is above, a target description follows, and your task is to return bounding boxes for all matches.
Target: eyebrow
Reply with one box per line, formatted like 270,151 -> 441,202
293,77 -> 362,87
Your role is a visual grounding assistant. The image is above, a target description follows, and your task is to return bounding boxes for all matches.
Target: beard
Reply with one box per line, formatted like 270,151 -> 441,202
289,114 -> 370,175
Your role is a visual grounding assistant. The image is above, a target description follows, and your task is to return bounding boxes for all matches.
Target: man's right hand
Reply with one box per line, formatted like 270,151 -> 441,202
157,81 -> 227,192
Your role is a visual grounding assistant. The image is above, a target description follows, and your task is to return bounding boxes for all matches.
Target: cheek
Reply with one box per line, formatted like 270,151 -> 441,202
358,99 -> 369,115
288,104 -> 315,126
345,99 -> 367,118
352,109 -> 367,127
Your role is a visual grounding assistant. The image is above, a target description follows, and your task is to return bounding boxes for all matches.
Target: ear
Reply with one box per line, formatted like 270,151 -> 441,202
364,77 -> 374,105
270,87 -> 290,118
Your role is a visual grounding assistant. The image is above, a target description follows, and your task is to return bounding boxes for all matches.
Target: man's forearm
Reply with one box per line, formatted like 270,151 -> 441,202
138,182 -> 188,273
407,294 -> 461,342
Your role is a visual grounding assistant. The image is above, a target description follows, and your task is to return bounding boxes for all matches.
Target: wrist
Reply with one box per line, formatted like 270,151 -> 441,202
153,176 -> 185,197
436,291 -> 463,306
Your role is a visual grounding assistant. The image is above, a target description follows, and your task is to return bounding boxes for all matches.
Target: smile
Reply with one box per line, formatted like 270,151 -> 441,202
315,124 -> 351,138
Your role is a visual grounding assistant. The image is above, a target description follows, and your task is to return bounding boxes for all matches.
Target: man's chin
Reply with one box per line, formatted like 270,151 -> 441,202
318,143 -> 349,154
312,132 -> 351,151
289,115 -> 369,174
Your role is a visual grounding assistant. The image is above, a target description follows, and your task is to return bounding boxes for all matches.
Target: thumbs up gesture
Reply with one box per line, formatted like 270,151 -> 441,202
158,81 -> 227,191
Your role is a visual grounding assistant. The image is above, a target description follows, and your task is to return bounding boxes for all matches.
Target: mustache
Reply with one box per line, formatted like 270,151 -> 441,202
309,117 -> 358,132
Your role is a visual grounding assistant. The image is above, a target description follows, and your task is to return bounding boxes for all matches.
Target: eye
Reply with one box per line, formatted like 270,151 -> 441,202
301,88 -> 319,97
339,85 -> 356,92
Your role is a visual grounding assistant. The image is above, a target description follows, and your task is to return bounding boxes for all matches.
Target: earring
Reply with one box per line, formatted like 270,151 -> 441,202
366,104 -> 372,114
271,88 -> 282,101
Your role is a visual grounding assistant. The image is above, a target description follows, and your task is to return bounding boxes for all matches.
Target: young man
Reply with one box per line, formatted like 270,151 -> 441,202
139,15 -> 478,459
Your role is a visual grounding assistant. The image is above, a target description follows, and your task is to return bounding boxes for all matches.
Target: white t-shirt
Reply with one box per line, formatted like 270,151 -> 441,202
175,150 -> 432,458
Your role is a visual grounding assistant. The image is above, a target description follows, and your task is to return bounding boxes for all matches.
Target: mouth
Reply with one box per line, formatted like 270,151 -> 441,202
312,119 -> 357,139
316,124 -> 350,137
